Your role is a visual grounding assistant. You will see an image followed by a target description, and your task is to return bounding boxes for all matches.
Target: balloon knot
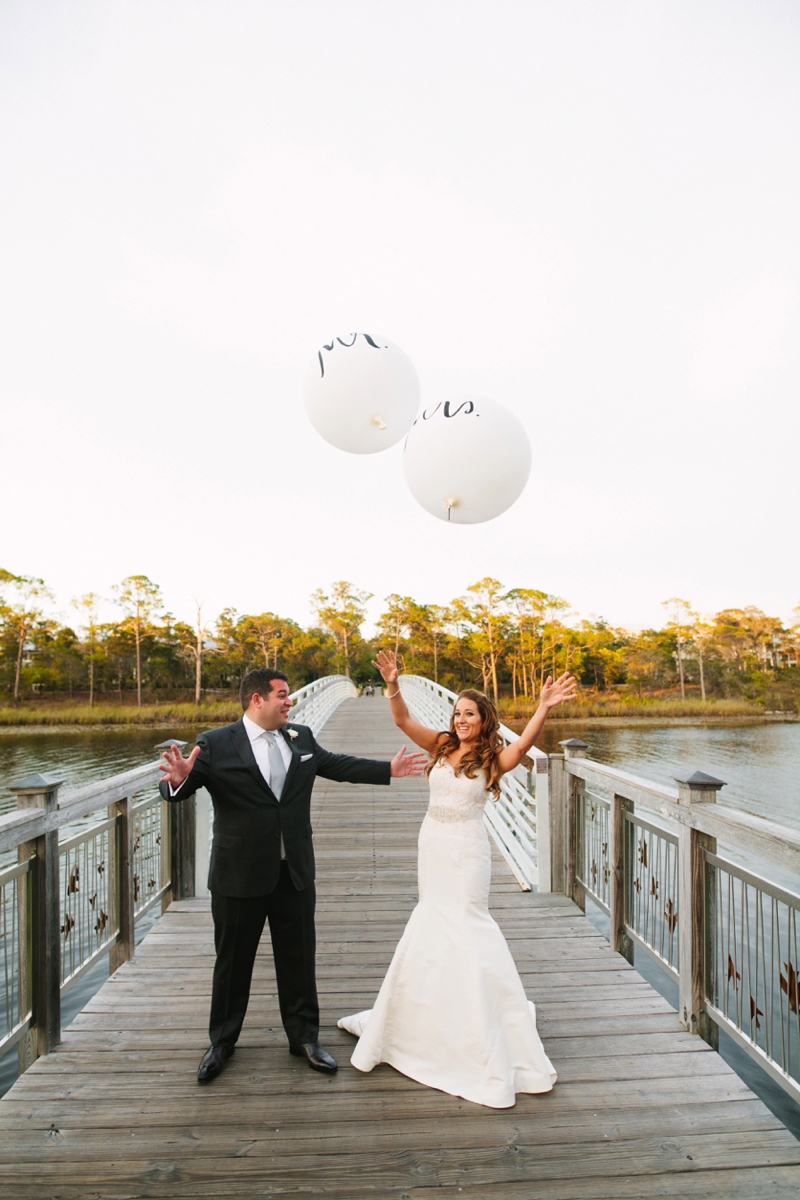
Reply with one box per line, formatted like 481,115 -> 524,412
372,415 -> 387,430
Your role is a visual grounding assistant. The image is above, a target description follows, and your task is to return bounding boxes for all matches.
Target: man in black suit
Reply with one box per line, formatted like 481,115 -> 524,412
159,667 -> 425,1083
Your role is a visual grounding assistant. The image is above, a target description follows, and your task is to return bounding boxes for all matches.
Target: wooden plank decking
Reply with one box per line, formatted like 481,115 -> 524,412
1,697 -> 799,1199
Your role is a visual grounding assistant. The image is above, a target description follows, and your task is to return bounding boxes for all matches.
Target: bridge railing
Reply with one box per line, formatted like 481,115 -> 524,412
398,675 -> 550,892
551,739 -> 800,1105
283,675 -> 358,734
0,674 -> 356,1076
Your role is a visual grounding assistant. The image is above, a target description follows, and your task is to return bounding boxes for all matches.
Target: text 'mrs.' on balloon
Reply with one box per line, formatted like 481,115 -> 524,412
403,396 -> 531,524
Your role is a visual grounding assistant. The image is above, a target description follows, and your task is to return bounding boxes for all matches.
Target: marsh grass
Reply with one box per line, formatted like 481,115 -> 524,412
0,701 -> 241,727
498,696 -> 768,721
0,694 -> 790,729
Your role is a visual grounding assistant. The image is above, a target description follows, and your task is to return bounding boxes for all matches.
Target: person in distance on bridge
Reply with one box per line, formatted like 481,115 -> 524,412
158,667 -> 426,1084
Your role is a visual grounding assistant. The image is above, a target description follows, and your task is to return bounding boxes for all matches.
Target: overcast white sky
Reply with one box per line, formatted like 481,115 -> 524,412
1,1 -> 798,636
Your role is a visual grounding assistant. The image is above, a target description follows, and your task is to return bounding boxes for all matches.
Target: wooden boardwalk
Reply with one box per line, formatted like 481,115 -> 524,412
1,697 -> 799,1199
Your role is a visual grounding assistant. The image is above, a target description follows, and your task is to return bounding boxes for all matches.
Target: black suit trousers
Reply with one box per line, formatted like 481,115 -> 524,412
209,862 -> 318,1049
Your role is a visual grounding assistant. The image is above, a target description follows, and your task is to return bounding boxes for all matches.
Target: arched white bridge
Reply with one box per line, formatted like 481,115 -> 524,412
192,673 -> 549,896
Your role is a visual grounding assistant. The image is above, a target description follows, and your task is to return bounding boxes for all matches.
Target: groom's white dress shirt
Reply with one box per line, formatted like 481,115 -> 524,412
241,713 -> 293,785
242,714 -> 293,860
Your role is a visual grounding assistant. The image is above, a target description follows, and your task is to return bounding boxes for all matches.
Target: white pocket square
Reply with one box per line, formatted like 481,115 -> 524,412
300,753 -> 314,762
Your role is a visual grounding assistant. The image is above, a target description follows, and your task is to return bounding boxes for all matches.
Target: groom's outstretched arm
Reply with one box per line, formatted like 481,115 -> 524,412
311,735 -> 426,785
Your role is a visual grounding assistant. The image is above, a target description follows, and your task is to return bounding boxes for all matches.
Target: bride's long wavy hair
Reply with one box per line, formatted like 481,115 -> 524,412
425,688 -> 504,798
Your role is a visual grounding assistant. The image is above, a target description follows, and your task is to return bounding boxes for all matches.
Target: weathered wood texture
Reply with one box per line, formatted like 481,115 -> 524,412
108,795 -> 135,973
13,777 -> 62,1059
169,790 -> 196,903
609,791 -> 634,963
0,697 -> 798,1199
676,776 -> 719,1050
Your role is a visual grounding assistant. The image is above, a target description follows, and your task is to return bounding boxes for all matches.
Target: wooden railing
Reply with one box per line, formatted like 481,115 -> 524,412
550,739 -> 800,1104
0,674 -> 357,1077
0,762 -> 172,1075
399,675 -> 551,891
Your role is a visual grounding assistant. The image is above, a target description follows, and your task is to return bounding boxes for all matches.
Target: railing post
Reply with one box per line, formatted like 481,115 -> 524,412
531,757 -> 551,894
155,740 -> 195,903
609,793 -> 634,963
194,787 -> 212,898
548,754 -> 566,894
170,796 -> 196,901
561,740 -> 588,910
16,854 -> 34,1074
109,795 -> 135,973
10,773 -> 64,1064
160,796 -> 171,914
674,770 -> 725,1049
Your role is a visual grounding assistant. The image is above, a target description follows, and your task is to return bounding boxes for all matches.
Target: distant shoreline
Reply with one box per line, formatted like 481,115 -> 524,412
506,714 -> 799,731
0,722 -> 219,735
0,713 -> 797,736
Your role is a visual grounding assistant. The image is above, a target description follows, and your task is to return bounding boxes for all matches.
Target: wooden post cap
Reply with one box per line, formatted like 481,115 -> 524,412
559,738 -> 588,759
9,772 -> 64,794
673,770 -> 726,805
672,770 -> 726,788
10,773 -> 64,810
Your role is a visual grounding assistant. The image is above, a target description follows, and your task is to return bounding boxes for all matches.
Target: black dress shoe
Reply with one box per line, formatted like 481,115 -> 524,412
197,1043 -> 234,1083
289,1041 -> 338,1074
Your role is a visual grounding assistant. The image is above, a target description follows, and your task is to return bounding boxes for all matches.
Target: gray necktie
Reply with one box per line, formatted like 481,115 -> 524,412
266,732 -> 286,800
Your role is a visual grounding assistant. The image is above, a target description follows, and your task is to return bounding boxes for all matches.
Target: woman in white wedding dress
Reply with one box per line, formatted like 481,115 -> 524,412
338,651 -> 577,1109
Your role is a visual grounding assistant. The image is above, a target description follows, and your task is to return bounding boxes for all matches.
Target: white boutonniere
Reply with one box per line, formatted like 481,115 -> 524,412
287,729 -> 298,739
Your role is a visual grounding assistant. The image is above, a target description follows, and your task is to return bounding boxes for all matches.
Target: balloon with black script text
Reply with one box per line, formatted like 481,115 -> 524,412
403,396 -> 531,523
303,333 -> 420,454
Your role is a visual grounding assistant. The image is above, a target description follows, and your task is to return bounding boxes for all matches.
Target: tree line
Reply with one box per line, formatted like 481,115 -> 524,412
0,570 -> 798,709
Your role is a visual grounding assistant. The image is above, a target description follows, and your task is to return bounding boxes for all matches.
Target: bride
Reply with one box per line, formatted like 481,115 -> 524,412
339,652 -> 577,1109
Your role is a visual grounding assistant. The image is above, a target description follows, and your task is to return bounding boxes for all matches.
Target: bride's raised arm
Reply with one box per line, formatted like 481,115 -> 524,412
496,671 -> 578,775
372,650 -> 448,754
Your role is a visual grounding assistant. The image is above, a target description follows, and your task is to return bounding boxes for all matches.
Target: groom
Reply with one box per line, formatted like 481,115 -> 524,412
159,667 -> 425,1083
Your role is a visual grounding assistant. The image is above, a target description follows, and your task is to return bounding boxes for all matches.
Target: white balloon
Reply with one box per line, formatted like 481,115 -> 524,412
403,396 -> 531,524
303,332 -> 420,454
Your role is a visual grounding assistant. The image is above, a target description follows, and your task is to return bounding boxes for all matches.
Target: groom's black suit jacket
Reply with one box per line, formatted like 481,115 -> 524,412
160,718 -> 391,897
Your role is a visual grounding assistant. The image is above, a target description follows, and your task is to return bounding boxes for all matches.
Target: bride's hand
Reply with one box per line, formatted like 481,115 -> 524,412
540,671 -> 578,710
371,649 -> 399,685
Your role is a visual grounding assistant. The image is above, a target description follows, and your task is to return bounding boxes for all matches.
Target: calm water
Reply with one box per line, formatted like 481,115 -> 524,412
0,727 -> 199,814
534,719 -> 800,897
2,719 -> 798,831
0,726 -> 201,872
2,719 -> 797,818
536,719 -> 800,832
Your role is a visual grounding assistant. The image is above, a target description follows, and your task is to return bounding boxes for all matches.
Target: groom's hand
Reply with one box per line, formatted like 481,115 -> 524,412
390,745 -> 428,778
159,743 -> 201,789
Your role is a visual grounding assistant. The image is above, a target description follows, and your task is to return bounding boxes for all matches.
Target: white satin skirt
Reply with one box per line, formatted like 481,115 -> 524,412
339,812 -> 556,1108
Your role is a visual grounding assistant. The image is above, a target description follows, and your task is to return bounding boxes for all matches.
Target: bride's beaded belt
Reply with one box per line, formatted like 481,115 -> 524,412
426,804 -> 484,824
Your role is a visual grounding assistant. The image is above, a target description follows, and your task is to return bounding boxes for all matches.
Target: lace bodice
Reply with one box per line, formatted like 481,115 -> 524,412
427,759 -> 488,823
